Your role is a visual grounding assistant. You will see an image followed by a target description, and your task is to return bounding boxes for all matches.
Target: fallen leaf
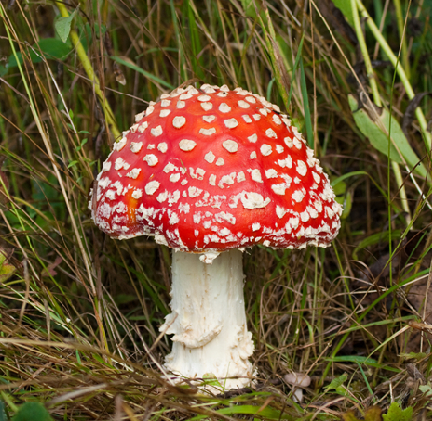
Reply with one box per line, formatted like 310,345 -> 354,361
343,406 -> 382,421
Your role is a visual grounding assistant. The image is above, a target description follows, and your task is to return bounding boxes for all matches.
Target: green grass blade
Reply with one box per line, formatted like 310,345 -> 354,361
110,56 -> 174,90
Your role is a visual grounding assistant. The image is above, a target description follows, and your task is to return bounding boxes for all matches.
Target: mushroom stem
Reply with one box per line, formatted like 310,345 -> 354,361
160,249 -> 254,389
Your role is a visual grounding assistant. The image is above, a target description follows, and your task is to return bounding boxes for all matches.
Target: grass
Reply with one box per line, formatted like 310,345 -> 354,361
0,0 -> 432,419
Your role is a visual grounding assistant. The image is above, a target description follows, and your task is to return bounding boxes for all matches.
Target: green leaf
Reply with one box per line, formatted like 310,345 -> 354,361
326,355 -> 378,364
75,137 -> 88,151
331,0 -> 355,28
340,190 -> 352,220
129,315 -> 147,321
332,181 -> 346,196
419,385 -> 432,397
201,374 -> 222,388
7,38 -> 72,70
348,95 -> 427,178
36,38 -> 72,59
324,374 -> 347,391
352,230 -> 401,260
239,0 -> 257,18
332,171 -> 369,221
54,8 -> 78,43
382,402 -> 413,421
0,402 -> 7,421
0,251 -> 16,283
12,403 -> 53,421
0,262 -> 16,282
400,351 -> 427,361
331,171 -> 369,187
114,294 -> 138,305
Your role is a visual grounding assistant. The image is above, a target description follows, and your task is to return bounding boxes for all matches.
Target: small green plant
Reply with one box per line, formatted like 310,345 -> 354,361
382,402 -> 413,421
11,403 -> 53,421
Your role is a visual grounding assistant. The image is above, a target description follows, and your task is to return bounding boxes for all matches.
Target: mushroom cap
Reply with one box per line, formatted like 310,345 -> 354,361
90,84 -> 342,252
284,373 -> 311,388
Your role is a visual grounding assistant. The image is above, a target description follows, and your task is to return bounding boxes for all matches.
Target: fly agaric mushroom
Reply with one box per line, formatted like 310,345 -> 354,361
90,83 -> 342,389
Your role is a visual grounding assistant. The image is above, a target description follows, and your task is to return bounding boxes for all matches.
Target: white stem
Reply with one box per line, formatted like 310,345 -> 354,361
159,249 -> 254,389
292,388 -> 304,403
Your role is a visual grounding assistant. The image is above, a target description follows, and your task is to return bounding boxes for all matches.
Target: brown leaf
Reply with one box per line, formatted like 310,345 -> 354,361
41,256 -> 63,277
113,62 -> 126,85
0,168 -> 10,207
402,93 -> 431,137
317,0 -> 358,45
342,406 -> 382,421
364,406 -> 383,421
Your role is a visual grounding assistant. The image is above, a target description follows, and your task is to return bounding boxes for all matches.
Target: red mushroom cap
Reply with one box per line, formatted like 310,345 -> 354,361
90,84 -> 342,253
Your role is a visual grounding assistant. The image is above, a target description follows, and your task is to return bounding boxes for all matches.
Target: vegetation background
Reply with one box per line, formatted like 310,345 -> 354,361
0,0 -> 431,419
